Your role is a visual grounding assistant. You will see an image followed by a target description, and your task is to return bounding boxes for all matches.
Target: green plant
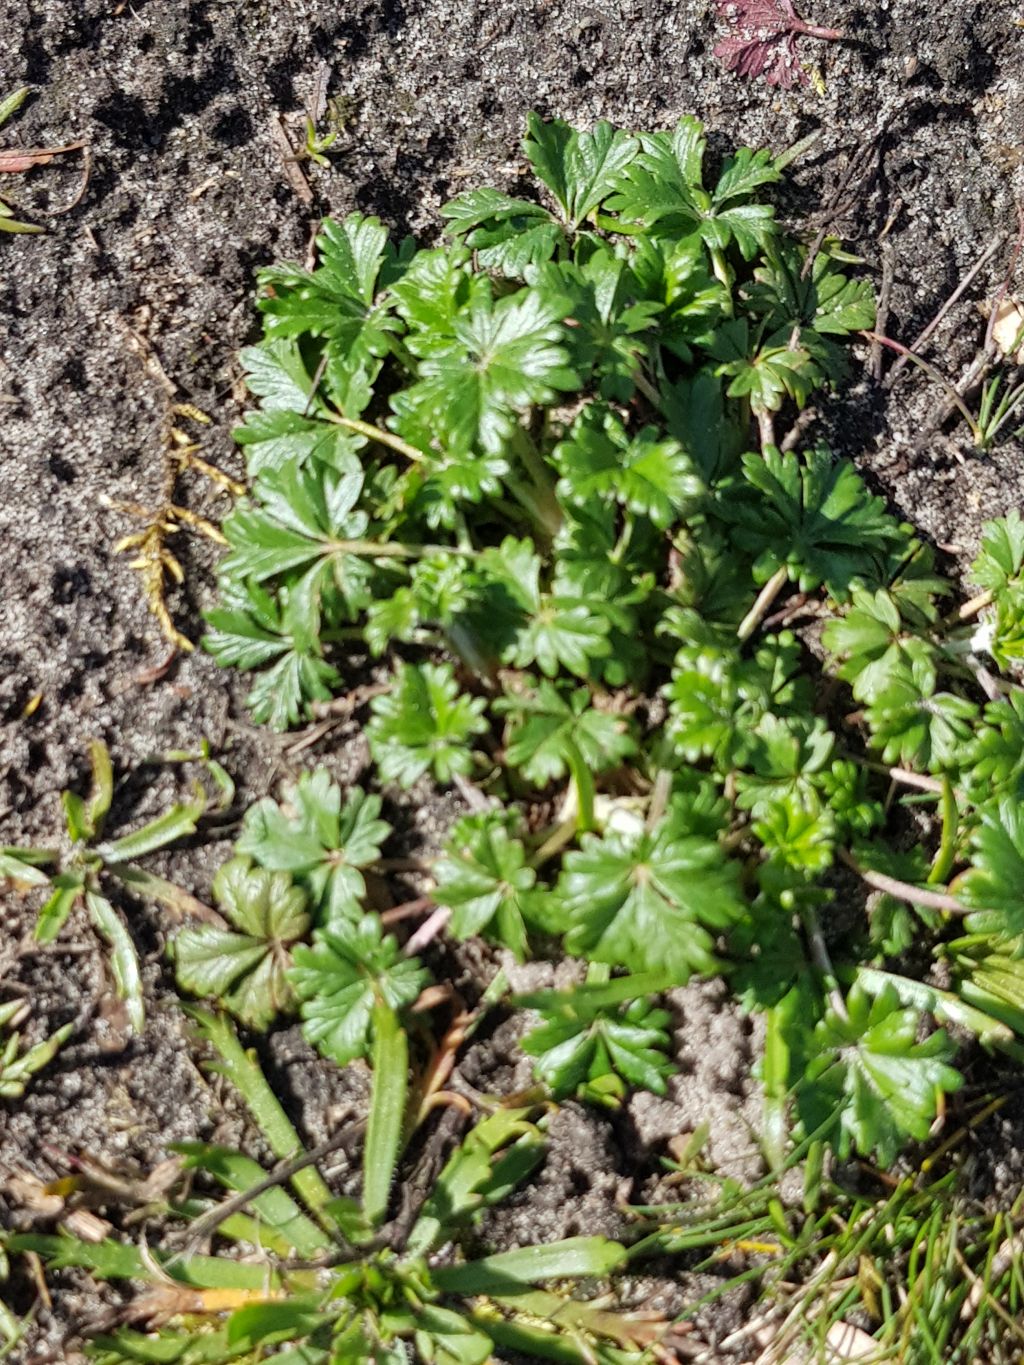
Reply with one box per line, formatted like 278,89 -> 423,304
4,1006 -> 663,1364
1,740 -> 231,1033
630,1107 -> 1024,1363
0,85 -> 43,233
192,110 -> 1024,1176
0,999 -> 72,1100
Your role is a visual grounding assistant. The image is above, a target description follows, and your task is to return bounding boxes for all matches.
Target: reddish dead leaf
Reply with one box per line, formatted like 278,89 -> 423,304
713,0 -> 842,87
0,139 -> 86,173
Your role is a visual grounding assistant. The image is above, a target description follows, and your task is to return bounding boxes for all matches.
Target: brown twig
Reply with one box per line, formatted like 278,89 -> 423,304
172,1115 -> 362,1258
870,241 -> 895,382
884,232 -> 1007,387
269,113 -> 313,206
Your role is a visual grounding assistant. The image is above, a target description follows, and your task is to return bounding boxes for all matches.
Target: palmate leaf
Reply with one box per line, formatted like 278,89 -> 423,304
471,537 -> 613,679
823,588 -> 938,705
393,282 -> 577,457
432,811 -> 537,958
957,692 -> 1024,802
255,213 -> 406,418
234,407 -> 367,478
203,580 -> 340,731
799,982 -> 963,1167
441,188 -> 566,276
955,800 -> 1024,939
517,979 -> 675,1102
971,510 -> 1024,595
220,463 -> 368,587
237,771 -> 390,922
709,317 -> 816,413
743,240 -> 875,392
174,858 -> 311,1030
523,112 -> 638,229
553,797 -> 745,981
497,680 -> 635,786
288,916 -> 430,1066
723,445 -> 901,595
736,713 -> 835,819
664,632 -> 809,769
605,116 -> 779,257
554,404 -> 702,530
366,661 -> 489,788
532,250 -> 663,401
865,681 -> 977,772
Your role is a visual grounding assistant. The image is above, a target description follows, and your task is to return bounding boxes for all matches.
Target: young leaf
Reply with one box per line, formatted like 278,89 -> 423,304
394,283 -> 576,457
518,981 -> 675,1102
823,588 -> 938,705
735,713 -> 835,818
441,188 -> 566,276
497,680 -> 635,787
362,1001 -> 408,1227
555,798 -> 745,982
255,213 -> 404,418
86,891 -> 145,1034
366,661 -> 489,788
523,112 -> 638,229
173,858 -> 311,1030
955,800 -> 1024,940
865,682 -> 978,772
958,691 -> 1024,803
203,579 -> 341,732
605,116 -> 779,256
971,511 -> 1024,596
724,446 -> 901,595
237,772 -> 390,921
472,536 -> 612,679
288,917 -> 431,1066
799,982 -> 963,1167
553,403 -> 702,530
432,812 -> 537,958
0,1017 -> 74,1100
533,251 -> 663,400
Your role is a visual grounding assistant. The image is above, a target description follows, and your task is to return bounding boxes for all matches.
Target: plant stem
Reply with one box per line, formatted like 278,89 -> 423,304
838,848 -> 968,915
861,332 -> 980,440
800,903 -> 848,1022
325,413 -> 426,464
791,20 -> 844,39
948,589 -> 994,626
511,430 -> 562,539
326,537 -> 474,561
737,566 -> 789,642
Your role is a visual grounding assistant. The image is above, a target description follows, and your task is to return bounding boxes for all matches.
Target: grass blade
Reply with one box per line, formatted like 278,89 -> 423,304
363,1001 -> 407,1227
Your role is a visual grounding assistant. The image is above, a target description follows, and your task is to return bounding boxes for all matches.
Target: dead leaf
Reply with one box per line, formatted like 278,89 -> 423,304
269,114 -> 313,205
991,297 -> 1024,365
127,1283 -> 283,1325
0,139 -> 86,173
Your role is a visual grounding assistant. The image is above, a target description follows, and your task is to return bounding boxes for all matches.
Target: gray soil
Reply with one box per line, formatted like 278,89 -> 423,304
2,1 -> 1024,1360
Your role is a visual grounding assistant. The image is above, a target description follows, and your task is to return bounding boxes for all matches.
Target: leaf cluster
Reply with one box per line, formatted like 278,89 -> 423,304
190,114 -> 1024,1165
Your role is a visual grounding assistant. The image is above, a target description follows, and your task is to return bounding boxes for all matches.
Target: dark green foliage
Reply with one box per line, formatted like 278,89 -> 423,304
798,983 -> 963,1166
518,975 -> 676,1104
289,917 -> 431,1066
238,769 -> 390,920
192,111 -> 1024,1169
